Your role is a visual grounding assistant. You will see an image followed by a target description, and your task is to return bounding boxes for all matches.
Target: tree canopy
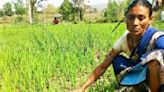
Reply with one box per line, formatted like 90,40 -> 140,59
3,2 -> 14,16
60,0 -> 73,21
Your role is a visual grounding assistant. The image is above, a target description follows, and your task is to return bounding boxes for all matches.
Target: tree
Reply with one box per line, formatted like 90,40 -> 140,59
104,0 -> 129,22
104,1 -> 119,22
13,0 -> 27,15
3,2 -> 14,16
0,9 -> 5,17
43,4 -> 59,15
60,0 -> 73,21
71,0 -> 87,21
27,0 -> 47,24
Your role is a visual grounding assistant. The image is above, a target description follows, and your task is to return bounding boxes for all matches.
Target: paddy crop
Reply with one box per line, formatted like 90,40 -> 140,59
0,22 -> 163,92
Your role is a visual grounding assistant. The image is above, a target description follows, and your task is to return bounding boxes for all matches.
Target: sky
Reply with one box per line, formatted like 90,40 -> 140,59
0,0 -> 12,8
0,0 -> 109,9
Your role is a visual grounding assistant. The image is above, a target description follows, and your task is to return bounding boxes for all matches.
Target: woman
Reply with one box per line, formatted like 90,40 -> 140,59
73,0 -> 164,92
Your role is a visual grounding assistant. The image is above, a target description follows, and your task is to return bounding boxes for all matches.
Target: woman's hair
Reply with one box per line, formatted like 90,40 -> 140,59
125,0 -> 153,17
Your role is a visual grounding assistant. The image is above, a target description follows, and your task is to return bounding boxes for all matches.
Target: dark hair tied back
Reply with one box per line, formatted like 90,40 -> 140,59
125,0 -> 153,17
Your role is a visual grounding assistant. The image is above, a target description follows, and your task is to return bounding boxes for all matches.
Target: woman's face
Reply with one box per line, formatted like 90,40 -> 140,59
126,3 -> 153,36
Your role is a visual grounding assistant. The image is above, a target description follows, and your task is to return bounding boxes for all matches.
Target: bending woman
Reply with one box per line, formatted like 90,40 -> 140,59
74,0 -> 164,92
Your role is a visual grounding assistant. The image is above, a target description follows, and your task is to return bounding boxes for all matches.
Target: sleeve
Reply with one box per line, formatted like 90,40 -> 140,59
112,34 -> 128,53
155,36 -> 164,49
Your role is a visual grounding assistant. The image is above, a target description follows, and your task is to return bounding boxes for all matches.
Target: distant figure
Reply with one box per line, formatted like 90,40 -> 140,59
53,17 -> 59,25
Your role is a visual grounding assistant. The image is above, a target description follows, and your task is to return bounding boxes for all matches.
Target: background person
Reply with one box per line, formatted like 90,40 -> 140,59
53,17 -> 59,25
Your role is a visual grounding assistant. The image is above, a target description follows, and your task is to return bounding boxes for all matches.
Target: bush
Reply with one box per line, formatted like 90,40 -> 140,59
3,2 -> 14,16
14,16 -> 24,23
60,0 -> 73,21
5,11 -> 14,16
0,9 -> 4,17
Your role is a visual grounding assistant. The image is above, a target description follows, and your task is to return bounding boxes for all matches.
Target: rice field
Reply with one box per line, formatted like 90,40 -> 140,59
0,22 -> 163,92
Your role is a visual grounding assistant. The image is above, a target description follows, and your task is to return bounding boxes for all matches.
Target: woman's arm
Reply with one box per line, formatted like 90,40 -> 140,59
74,49 -> 118,92
73,33 -> 128,92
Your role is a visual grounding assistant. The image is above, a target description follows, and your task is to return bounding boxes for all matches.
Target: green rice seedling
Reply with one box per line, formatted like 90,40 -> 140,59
0,22 -> 163,92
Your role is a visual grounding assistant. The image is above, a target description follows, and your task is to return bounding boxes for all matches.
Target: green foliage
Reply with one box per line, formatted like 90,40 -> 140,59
104,0 -> 129,22
3,2 -> 14,16
0,22 -> 163,91
14,0 -> 27,15
43,4 -> 59,14
14,16 -> 24,23
0,9 -> 5,17
60,0 -> 73,21
71,0 -> 85,21
104,1 -> 119,22
0,23 -> 126,92
153,6 -> 164,20
72,7 -> 84,21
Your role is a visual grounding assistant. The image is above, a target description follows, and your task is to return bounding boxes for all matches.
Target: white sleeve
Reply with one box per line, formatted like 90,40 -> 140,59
112,33 -> 129,54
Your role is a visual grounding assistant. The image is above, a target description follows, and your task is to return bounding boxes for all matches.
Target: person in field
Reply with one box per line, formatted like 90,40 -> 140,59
53,17 -> 59,25
73,0 -> 164,92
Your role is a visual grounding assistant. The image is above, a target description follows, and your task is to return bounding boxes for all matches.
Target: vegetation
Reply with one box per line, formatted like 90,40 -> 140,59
3,2 -> 14,16
60,0 -> 73,21
43,4 -> 59,15
0,22 -> 163,92
14,0 -> 27,15
104,0 -> 130,22
0,23 -> 124,92
0,0 -> 163,24
0,9 -> 5,17
0,0 -> 163,92
27,0 -> 47,24
71,0 -> 86,21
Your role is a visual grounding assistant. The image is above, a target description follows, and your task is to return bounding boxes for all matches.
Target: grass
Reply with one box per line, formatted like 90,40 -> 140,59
0,22 -> 163,92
